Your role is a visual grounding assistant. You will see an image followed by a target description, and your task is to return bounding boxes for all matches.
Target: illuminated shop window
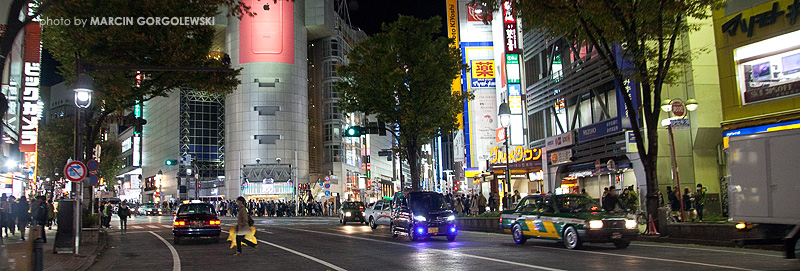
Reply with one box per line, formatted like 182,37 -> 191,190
734,29 -> 800,105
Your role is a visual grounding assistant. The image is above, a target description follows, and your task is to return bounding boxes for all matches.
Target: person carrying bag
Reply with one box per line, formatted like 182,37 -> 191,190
230,196 -> 258,255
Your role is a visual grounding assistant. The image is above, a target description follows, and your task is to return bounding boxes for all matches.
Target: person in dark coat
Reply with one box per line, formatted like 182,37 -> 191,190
15,196 -> 30,240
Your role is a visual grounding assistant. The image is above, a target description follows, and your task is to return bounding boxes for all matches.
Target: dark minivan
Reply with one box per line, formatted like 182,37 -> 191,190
390,191 -> 457,241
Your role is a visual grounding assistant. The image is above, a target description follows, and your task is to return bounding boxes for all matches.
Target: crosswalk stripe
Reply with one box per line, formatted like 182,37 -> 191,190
147,225 -> 160,228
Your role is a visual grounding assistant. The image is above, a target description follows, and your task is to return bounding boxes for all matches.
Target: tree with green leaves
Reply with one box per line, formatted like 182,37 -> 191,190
97,138 -> 123,193
36,116 -> 74,181
337,15 -> 472,191
470,0 -> 723,224
40,0 -> 256,161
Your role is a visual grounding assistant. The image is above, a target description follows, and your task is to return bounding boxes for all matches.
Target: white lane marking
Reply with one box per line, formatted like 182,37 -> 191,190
149,231 -> 180,271
221,230 -> 346,271
630,243 -> 783,258
147,225 -> 159,229
283,228 -> 564,271
130,226 -> 141,229
534,245 -> 758,271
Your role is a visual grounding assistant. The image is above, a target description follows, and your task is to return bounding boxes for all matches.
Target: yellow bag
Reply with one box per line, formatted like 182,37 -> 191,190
227,226 -> 258,249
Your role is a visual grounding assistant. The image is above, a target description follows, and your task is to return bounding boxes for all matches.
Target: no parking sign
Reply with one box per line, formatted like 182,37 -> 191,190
64,161 -> 87,182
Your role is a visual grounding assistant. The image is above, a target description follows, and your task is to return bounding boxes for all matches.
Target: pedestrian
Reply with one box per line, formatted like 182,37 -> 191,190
454,197 -> 463,214
683,187 -> 695,221
103,201 -> 113,228
511,190 -> 522,204
33,196 -> 48,242
118,202 -> 131,233
478,193 -> 487,214
666,186 -> 679,217
603,186 -> 621,213
47,199 -> 55,230
234,196 -> 257,255
15,196 -> 29,240
0,194 -> 9,238
470,194 -> 479,216
695,184 -> 706,221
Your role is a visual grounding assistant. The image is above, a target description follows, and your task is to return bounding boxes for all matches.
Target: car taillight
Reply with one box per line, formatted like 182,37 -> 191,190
209,220 -> 220,225
174,221 -> 186,226
359,206 -> 364,211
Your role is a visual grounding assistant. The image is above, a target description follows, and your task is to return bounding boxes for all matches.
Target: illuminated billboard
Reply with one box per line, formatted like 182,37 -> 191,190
238,0 -> 295,64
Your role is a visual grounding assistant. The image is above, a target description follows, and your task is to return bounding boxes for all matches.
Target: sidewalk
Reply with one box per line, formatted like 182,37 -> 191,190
1,225 -> 107,271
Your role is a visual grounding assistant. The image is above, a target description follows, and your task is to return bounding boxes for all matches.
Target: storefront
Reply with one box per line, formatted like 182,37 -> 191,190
715,0 -> 800,132
545,119 -> 640,201
241,181 -> 294,201
487,145 -> 543,209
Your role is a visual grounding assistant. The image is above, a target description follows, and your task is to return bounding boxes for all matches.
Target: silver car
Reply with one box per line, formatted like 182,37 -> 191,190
365,199 -> 392,229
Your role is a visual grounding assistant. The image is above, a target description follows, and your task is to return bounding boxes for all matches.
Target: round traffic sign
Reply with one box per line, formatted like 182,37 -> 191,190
595,159 -> 601,171
672,101 -> 685,117
325,191 -> 331,196
86,159 -> 99,171
88,174 -> 100,186
324,176 -> 330,181
324,183 -> 330,189
64,161 -> 87,182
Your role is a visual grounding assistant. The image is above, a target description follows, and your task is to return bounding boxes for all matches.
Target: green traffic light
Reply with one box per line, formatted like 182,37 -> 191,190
165,159 -> 177,166
344,126 -> 361,137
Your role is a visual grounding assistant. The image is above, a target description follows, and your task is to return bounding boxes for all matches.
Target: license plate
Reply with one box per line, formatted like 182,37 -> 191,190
428,228 -> 438,234
191,221 -> 203,228
611,232 -> 622,239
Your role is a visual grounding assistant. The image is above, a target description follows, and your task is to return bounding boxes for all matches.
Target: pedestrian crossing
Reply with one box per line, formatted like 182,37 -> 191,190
121,223 -> 237,230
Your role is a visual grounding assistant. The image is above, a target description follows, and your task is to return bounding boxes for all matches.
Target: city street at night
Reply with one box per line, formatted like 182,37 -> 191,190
80,215 -> 799,271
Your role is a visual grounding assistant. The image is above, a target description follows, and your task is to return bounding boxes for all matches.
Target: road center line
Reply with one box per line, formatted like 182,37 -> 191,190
222,230 -> 346,271
282,227 -> 564,271
533,245 -> 758,271
630,243 -> 783,258
149,231 -> 180,271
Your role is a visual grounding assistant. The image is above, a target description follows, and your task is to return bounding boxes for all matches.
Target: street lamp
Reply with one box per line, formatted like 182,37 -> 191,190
498,101 -> 511,210
74,73 -> 93,109
660,98 -> 698,222
70,72 -> 93,255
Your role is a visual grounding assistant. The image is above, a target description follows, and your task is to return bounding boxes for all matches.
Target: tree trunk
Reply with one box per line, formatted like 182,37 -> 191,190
406,139 -> 421,191
644,115 -> 662,231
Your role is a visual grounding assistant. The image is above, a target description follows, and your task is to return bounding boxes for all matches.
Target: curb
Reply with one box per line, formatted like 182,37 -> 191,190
77,229 -> 108,271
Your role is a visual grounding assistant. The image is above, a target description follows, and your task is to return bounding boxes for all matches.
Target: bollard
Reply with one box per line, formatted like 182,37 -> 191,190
34,238 -> 44,271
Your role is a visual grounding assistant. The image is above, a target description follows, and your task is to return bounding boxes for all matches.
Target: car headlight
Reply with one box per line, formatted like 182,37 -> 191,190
625,219 -> 637,229
345,212 -> 352,217
589,220 -> 604,229
446,215 -> 456,221
414,215 -> 427,222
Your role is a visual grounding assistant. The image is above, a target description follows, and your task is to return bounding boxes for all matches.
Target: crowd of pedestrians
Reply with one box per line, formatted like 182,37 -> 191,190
208,198 -> 329,218
664,183 -> 706,221
0,194 -> 55,242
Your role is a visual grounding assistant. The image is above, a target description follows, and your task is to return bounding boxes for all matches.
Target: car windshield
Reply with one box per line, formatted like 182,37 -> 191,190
554,195 -> 601,213
143,203 -> 155,208
409,193 -> 448,211
177,204 -> 214,215
343,202 -> 364,209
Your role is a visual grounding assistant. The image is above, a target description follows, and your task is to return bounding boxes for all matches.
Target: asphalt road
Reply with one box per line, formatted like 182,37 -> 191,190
85,215 -> 800,271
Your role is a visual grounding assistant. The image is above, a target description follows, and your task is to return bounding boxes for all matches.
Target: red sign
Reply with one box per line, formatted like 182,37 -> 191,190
595,159 -> 601,171
671,101 -> 685,117
20,22 -> 42,153
502,1 -> 519,54
64,161 -> 87,182
495,127 -> 507,143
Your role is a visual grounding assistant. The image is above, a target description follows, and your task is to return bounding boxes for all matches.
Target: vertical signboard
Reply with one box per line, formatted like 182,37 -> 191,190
20,22 -> 42,153
614,45 -> 640,129
238,0 -> 294,64
502,1 -> 519,54
447,0 -> 464,130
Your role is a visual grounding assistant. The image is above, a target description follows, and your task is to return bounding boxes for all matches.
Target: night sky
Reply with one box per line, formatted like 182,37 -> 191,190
346,0 -> 447,36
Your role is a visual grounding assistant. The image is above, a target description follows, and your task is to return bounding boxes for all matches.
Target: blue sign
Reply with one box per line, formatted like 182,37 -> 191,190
614,45 -> 640,129
724,119 -> 800,138
86,160 -> 99,171
88,174 -> 100,186
324,183 -> 330,189
577,118 -> 623,142
325,191 -> 331,196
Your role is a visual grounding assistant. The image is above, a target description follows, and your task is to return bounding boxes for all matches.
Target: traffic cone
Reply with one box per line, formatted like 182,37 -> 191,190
646,214 -> 660,236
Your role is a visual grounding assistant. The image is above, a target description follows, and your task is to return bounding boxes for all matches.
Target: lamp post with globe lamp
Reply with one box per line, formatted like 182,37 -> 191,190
498,100 -> 511,209
660,98 -> 698,222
